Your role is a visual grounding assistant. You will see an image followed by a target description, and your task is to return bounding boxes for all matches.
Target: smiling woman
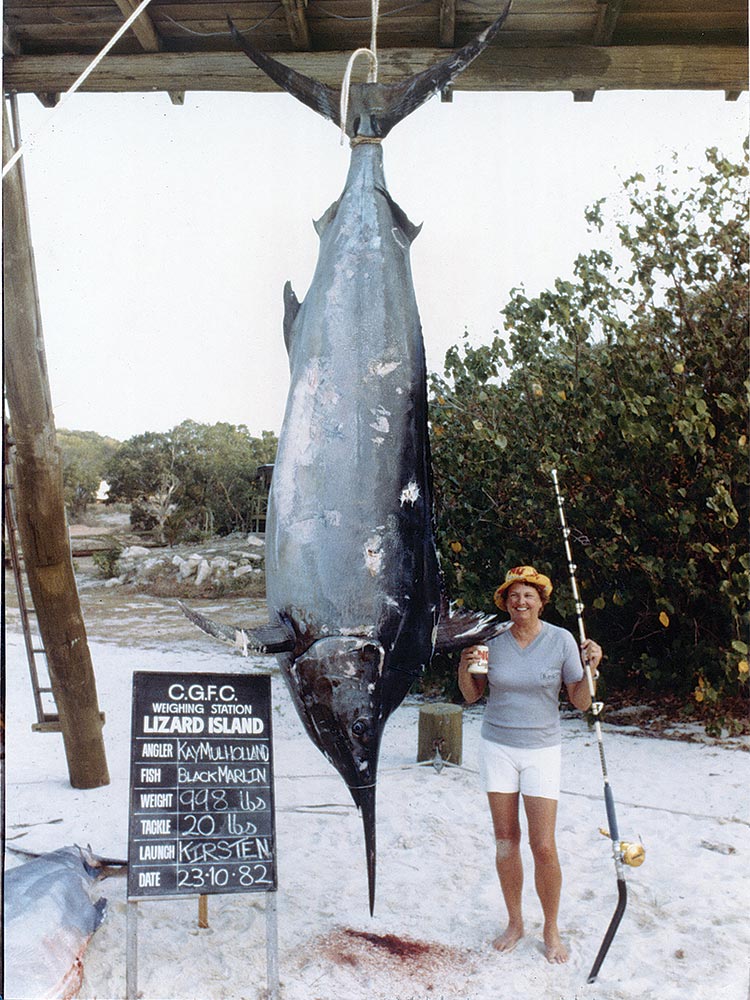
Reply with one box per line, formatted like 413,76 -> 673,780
458,565 -> 603,965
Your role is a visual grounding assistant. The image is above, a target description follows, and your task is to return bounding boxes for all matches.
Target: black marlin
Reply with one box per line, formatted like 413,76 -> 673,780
182,3 -> 512,914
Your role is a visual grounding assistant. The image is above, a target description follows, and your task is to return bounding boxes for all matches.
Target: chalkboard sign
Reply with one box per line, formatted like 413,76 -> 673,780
127,671 -> 277,899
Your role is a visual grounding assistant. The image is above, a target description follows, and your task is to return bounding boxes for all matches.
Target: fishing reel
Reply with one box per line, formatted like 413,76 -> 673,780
599,828 -> 646,867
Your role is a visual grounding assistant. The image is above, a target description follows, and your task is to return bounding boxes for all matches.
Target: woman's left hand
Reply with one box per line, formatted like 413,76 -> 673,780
581,639 -> 602,670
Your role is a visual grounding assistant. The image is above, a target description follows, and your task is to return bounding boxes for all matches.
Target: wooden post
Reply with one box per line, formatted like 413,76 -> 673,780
417,704 -> 463,765
3,100 -> 109,789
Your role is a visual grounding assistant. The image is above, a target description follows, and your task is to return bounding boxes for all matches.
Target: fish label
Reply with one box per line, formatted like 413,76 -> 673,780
127,671 -> 277,899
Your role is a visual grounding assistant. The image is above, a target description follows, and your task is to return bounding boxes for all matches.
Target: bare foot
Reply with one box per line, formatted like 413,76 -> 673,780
544,926 -> 569,964
492,923 -> 524,953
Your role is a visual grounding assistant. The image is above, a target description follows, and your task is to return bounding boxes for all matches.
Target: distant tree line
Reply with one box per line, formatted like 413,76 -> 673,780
60,421 -> 277,543
428,144 -> 748,723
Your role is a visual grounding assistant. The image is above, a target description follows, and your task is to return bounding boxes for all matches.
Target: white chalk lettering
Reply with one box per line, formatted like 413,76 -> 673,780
177,765 -> 268,785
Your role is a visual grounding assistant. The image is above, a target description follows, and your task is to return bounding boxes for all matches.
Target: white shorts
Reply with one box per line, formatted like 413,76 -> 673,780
479,737 -> 561,801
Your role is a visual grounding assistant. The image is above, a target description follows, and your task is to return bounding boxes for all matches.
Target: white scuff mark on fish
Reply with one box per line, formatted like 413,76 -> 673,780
391,227 -> 408,249
400,481 -> 420,506
369,406 -> 390,435
369,360 -> 401,378
364,535 -> 384,576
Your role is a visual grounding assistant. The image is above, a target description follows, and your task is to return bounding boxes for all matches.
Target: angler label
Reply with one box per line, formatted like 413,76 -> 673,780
127,671 -> 277,899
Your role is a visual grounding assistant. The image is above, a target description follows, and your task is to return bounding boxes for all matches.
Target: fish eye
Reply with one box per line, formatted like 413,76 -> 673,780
351,719 -> 368,738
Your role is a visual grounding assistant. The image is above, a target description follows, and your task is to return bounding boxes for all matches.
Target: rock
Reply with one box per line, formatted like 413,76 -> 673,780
247,535 -> 264,548
178,559 -> 197,579
121,546 -> 151,559
211,557 -> 231,572
233,565 -> 257,579
194,559 -> 212,587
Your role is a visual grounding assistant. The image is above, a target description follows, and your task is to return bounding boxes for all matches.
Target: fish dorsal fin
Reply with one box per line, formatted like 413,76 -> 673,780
228,4 -> 511,140
313,195 -> 343,237
375,185 -> 422,244
283,280 -> 300,353
434,606 -> 511,653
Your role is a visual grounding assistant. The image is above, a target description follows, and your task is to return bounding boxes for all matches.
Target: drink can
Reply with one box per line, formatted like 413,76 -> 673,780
467,645 -> 489,674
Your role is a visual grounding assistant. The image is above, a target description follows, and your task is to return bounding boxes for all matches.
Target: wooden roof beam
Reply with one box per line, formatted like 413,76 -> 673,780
4,46 -> 747,97
110,0 -> 185,105
439,0 -> 456,48
4,23 -> 21,57
281,0 -> 312,51
111,0 -> 161,54
575,0 -> 626,103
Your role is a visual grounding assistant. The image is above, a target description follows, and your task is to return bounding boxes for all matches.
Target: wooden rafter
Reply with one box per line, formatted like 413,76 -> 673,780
575,0 -> 626,102
439,0 -> 456,48
109,0 -> 187,106
281,0 -> 311,51
4,45 -> 746,97
111,0 -> 161,53
3,22 -> 20,56
593,0 -> 625,46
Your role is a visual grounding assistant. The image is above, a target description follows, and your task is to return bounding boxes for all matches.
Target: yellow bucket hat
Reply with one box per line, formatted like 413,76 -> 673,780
494,565 -> 553,610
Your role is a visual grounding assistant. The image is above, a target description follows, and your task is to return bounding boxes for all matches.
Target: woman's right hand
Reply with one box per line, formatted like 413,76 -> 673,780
458,646 -> 487,703
459,645 -> 485,671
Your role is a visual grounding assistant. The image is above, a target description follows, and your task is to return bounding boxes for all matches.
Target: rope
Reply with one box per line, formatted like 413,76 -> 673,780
339,0 -> 381,145
2,0 -> 156,180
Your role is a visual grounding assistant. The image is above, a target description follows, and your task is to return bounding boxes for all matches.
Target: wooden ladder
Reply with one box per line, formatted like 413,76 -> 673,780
3,419 -> 62,732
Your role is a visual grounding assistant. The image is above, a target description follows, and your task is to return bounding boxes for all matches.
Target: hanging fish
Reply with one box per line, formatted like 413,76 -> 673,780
182,2 -> 511,914
4,846 -> 123,999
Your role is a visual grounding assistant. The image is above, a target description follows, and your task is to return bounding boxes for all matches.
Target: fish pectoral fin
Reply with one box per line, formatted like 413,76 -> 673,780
179,602 -> 295,654
434,609 -> 509,653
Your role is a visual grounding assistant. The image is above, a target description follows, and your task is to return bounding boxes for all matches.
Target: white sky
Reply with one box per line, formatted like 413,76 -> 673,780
13,86 -> 748,442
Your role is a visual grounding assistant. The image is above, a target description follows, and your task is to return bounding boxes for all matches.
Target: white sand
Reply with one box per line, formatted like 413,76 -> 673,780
4,621 -> 749,1000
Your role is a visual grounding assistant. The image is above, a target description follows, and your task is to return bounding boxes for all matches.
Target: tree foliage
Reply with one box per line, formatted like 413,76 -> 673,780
57,429 -> 119,519
106,421 -> 277,542
429,145 -> 749,714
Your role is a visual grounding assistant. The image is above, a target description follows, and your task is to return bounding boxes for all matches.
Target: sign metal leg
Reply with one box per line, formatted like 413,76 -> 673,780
265,891 -> 280,1000
126,900 -> 138,1000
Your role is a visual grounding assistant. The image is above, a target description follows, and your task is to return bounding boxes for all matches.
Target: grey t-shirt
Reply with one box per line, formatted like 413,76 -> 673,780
481,621 -> 584,749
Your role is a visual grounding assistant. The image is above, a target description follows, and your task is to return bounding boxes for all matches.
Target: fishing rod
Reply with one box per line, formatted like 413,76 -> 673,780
550,468 -> 644,983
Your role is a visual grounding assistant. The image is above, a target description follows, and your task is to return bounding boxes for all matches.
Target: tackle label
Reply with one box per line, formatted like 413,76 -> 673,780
127,671 -> 277,899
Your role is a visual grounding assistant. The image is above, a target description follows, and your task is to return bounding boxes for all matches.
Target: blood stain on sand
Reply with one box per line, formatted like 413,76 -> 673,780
310,926 -> 477,995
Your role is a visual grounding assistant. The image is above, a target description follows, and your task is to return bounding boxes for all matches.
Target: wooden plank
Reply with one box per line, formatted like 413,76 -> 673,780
4,45 -> 747,94
592,0 -> 624,45
439,0 -> 455,47
4,23 -> 22,54
280,0 -> 311,49
111,0 -> 163,52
